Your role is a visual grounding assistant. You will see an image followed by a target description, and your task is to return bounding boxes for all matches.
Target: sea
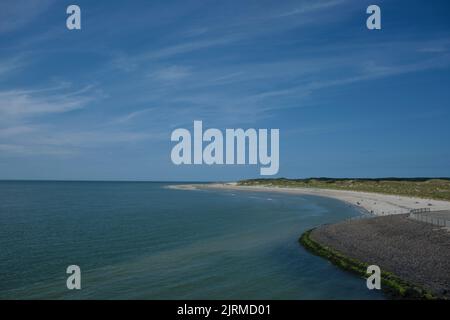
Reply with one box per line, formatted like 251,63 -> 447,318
0,181 -> 384,299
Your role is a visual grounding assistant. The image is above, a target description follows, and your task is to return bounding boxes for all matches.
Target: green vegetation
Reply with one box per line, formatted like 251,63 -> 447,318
238,178 -> 450,201
299,229 -> 438,300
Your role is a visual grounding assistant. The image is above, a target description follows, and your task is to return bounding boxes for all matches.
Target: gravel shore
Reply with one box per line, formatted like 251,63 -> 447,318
310,214 -> 450,298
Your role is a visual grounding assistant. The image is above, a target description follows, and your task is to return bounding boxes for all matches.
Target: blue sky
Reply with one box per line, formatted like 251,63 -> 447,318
0,0 -> 450,181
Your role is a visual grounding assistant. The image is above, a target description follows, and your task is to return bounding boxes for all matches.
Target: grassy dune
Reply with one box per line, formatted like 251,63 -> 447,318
238,178 -> 450,202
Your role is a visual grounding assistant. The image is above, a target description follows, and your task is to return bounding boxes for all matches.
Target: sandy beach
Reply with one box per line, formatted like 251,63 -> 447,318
171,183 -> 450,216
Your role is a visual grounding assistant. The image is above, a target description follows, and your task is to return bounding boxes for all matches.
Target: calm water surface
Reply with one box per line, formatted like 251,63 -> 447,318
0,181 -> 384,299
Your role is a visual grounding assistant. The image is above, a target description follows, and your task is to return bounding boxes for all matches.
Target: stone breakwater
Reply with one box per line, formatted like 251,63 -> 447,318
306,214 -> 450,299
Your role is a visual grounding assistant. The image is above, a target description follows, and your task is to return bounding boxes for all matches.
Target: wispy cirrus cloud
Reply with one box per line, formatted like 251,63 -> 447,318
1,0 -> 449,180
0,125 -> 37,137
241,53 -> 450,104
108,108 -> 155,125
0,83 -> 163,156
0,0 -> 55,34
0,124 -> 164,156
0,143 -> 75,156
109,1 -> 350,70
0,83 -> 101,156
0,85 -> 96,120
0,122 -> 167,156
122,38 -> 450,130
275,0 -> 347,17
149,65 -> 192,82
111,36 -> 240,71
0,55 -> 28,79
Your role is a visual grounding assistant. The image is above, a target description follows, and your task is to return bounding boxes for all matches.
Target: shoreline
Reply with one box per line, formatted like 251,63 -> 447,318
299,228 -> 439,299
301,215 -> 450,299
169,183 -> 450,216
171,182 -> 450,299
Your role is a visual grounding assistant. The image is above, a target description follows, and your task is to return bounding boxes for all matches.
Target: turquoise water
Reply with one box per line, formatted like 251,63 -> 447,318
0,181 -> 384,299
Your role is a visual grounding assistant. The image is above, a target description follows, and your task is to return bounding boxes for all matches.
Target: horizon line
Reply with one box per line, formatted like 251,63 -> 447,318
1,177 -> 450,183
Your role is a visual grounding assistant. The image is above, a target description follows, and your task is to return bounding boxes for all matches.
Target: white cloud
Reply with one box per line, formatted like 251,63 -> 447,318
0,85 -> 95,120
143,37 -> 238,60
149,66 -> 192,81
0,0 -> 55,34
0,125 -> 37,137
0,143 -> 75,156
0,128 -> 164,157
0,56 -> 24,78
108,108 -> 155,125
275,0 -> 347,18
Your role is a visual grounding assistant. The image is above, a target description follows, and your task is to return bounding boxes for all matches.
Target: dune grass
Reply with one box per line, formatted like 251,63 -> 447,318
238,178 -> 450,201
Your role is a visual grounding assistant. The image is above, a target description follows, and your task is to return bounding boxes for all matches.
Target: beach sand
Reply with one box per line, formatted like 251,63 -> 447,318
171,183 -> 450,216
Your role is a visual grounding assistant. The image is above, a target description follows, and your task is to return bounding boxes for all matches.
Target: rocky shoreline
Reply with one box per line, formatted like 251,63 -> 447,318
302,214 -> 450,299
